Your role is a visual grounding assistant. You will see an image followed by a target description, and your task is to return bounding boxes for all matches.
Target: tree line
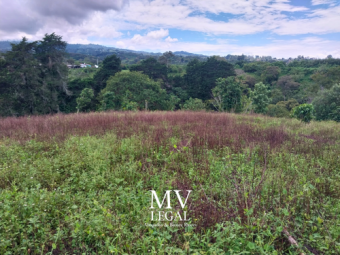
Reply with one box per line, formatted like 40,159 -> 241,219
0,33 -> 339,122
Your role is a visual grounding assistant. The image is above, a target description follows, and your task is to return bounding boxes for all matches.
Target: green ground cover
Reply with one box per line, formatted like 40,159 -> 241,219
0,111 -> 339,254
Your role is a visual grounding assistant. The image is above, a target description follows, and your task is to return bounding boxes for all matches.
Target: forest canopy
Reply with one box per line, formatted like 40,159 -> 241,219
1,33 -> 340,122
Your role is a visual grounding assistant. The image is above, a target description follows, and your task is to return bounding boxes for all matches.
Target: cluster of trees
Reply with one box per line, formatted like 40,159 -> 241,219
1,33 -> 339,123
0,34 -> 69,116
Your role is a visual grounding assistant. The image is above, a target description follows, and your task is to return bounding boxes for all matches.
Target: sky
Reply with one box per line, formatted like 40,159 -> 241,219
0,0 -> 339,58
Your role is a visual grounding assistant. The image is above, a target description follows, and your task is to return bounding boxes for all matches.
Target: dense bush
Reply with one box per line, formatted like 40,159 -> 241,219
181,97 -> 206,111
292,104 -> 314,123
102,71 -> 172,110
267,104 -> 290,118
313,84 -> 340,122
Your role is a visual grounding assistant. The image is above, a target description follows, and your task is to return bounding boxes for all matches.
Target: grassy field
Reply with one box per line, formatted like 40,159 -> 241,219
0,111 -> 339,254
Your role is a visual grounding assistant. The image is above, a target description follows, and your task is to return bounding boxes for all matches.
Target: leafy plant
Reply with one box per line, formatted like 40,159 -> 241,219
252,82 -> 270,114
292,103 -> 314,123
76,88 -> 94,113
181,97 -> 206,111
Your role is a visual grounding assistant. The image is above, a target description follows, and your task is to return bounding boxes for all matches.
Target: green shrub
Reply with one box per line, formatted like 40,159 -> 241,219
292,104 -> 314,123
267,104 -> 290,118
181,97 -> 206,111
312,84 -> 340,122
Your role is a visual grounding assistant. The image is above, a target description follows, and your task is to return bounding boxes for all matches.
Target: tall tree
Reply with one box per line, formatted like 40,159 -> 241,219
158,51 -> 174,68
102,71 -> 172,110
35,33 -> 70,103
312,84 -> 340,122
261,66 -> 280,85
130,57 -> 167,82
252,82 -> 270,114
185,57 -> 235,101
277,75 -> 300,101
93,54 -> 121,93
35,32 -> 70,111
212,77 -> 242,112
1,38 -> 43,115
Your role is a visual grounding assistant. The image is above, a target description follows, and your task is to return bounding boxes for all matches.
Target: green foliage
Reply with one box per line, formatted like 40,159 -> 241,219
267,99 -> 299,118
0,34 -> 69,116
158,51 -> 175,68
1,113 -> 340,254
121,99 -> 138,111
267,104 -> 290,118
100,91 -> 116,111
61,78 -> 94,113
252,82 -> 270,114
312,84 -> 340,122
181,97 -> 206,111
292,104 -> 314,123
93,55 -> 121,93
76,88 -> 94,112
277,75 -> 300,100
103,71 -> 171,110
185,57 -> 235,101
168,94 -> 181,111
276,99 -> 299,111
0,38 -> 41,116
311,66 -> 340,89
212,77 -> 242,112
129,57 -> 167,82
261,66 -> 281,85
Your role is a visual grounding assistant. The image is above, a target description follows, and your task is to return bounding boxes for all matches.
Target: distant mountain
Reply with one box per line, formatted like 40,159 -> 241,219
0,41 -> 20,52
173,51 -> 206,57
0,41 -> 207,65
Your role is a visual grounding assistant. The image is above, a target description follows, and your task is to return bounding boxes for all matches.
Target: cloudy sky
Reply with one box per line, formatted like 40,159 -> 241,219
0,0 -> 339,58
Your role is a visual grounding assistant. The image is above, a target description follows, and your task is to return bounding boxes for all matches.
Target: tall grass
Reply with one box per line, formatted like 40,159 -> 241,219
0,111 -> 339,254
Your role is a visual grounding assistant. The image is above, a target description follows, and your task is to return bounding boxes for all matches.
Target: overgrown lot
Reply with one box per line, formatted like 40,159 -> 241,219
0,111 -> 339,254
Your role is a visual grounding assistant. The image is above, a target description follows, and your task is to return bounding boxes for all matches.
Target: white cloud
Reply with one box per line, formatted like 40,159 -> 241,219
115,29 -> 178,51
165,36 -> 178,42
0,0 -> 339,58
274,6 -> 340,34
311,0 -> 336,5
145,29 -> 169,39
115,35 -> 340,58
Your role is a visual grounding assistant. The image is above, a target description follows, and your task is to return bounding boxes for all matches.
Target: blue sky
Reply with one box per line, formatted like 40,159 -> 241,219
0,0 -> 339,58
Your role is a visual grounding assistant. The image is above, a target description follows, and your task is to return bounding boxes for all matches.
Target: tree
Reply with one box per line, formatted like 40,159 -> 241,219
261,66 -> 280,85
1,38 -> 43,115
267,99 -> 299,118
102,71 -> 172,110
212,77 -> 242,112
130,57 -> 167,82
158,51 -> 174,68
244,75 -> 256,89
277,75 -> 300,101
292,104 -> 314,123
100,91 -> 115,111
312,84 -> 340,122
61,78 -> 94,113
181,98 -> 206,111
311,66 -> 340,90
185,57 -> 235,101
35,33 -> 70,105
276,99 -> 299,111
93,54 -> 121,93
76,88 -> 94,113
267,104 -> 290,118
252,82 -> 270,114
